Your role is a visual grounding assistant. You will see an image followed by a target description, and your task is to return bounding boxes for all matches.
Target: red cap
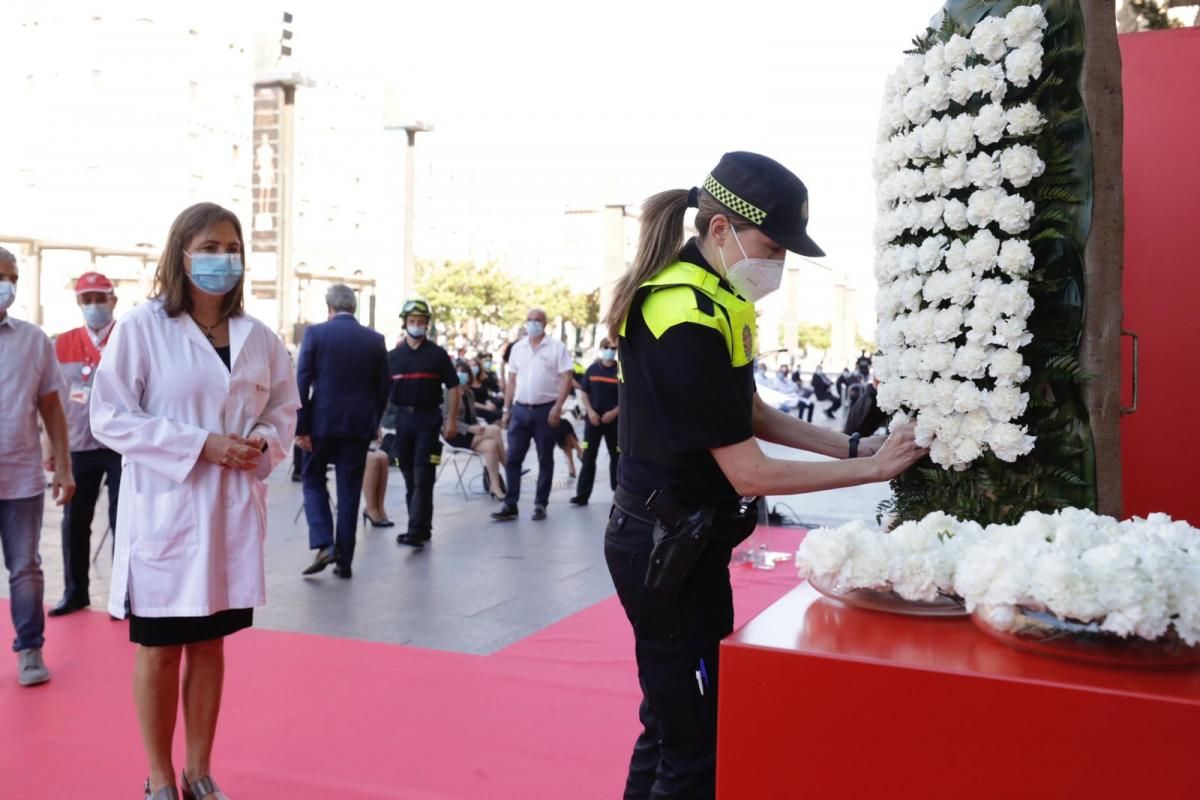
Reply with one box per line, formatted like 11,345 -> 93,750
74,272 -> 115,295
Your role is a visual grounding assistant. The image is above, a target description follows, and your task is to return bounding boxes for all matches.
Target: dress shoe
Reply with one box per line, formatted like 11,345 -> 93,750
333,564 -> 353,579
301,546 -> 336,575
533,505 -> 547,521
17,648 -> 49,687
362,510 -> 395,528
491,506 -> 518,522
49,597 -> 90,617
568,497 -> 587,507
396,533 -> 429,548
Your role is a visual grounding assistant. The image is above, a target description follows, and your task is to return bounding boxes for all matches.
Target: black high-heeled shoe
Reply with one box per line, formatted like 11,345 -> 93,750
362,510 -> 395,528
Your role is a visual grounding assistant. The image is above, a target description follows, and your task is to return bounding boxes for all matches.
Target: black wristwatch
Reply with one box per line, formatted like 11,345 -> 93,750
848,433 -> 861,459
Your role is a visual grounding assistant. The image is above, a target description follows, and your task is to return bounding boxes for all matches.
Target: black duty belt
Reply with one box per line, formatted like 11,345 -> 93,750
514,401 -> 555,409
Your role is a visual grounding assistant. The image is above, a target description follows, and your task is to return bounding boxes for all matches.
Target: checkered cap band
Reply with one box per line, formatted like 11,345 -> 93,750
703,175 -> 766,225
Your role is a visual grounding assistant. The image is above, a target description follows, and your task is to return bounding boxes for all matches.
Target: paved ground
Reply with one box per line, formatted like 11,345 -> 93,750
9,415 -> 890,655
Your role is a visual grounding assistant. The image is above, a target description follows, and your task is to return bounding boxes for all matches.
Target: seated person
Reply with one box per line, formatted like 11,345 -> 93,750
467,357 -> 502,424
555,414 -> 584,479
444,360 -> 508,501
361,447 -> 395,527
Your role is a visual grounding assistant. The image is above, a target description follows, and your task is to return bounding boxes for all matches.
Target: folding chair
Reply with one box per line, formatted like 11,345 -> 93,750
437,439 -> 484,502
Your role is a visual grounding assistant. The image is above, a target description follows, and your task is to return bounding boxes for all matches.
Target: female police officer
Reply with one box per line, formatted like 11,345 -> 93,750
604,151 -> 926,798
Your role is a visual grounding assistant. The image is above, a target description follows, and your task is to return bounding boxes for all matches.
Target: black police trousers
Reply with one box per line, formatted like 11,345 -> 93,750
394,408 -> 442,539
604,493 -> 734,800
575,419 -> 619,503
60,448 -> 121,604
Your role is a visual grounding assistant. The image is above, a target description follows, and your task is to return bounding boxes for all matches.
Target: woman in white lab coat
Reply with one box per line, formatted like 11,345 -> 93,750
91,202 -> 300,800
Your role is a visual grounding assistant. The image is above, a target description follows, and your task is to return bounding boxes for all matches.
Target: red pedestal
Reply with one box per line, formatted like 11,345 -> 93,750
717,585 -> 1200,800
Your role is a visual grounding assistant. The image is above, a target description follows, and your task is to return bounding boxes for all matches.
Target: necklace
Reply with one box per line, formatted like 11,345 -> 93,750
194,315 -> 224,343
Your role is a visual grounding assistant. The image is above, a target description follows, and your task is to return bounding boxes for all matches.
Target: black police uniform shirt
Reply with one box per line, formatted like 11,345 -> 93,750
618,238 -> 755,508
387,339 -> 459,409
581,361 -> 619,417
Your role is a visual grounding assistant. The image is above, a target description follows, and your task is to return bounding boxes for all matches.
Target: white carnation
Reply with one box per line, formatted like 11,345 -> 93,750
951,344 -> 989,380
973,103 -> 1008,146
903,86 -> 932,126
944,34 -> 972,70
999,145 -> 1046,188
917,235 -> 947,273
966,188 -> 1004,227
988,347 -> 1030,384
1005,102 -> 1046,137
988,317 -> 1034,349
922,73 -> 952,114
993,192 -> 1035,234
966,151 -> 1002,189
964,228 -> 1001,274
923,166 -> 945,198
898,244 -> 920,274
986,421 -> 1035,462
944,239 -> 968,271
984,384 -> 1029,422
952,381 -> 985,413
1003,5 -> 1048,48
944,114 -> 978,155
1005,41 -> 1044,88
942,199 -> 969,231
944,270 -> 975,306
796,527 -> 853,579
901,54 -> 926,91
906,308 -> 936,345
970,16 -> 1009,62
899,275 -> 925,311
997,280 -> 1035,319
932,307 -> 965,344
997,239 -> 1035,276
947,69 -> 974,106
919,342 -> 956,378
923,42 -> 948,78
898,346 -> 923,378
918,199 -> 946,232
898,168 -> 927,201
941,153 -> 970,189
917,117 -> 948,159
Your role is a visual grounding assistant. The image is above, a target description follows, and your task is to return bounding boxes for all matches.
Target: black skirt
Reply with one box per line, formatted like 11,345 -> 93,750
129,608 -> 253,647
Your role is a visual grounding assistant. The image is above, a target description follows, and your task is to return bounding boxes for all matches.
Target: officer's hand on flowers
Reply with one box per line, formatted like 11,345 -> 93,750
857,434 -> 887,457
870,422 -> 928,480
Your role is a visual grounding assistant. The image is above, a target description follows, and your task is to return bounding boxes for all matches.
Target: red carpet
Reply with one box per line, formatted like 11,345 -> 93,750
0,528 -> 804,798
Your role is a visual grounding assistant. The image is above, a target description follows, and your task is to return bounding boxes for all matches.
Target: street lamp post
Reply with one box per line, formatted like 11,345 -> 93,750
386,121 -> 433,298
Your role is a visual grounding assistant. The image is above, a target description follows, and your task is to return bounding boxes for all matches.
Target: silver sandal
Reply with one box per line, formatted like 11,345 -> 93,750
144,778 -> 180,800
181,771 -> 230,800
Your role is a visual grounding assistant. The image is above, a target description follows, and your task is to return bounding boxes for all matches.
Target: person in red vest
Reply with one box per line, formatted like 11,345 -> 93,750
48,271 -> 122,616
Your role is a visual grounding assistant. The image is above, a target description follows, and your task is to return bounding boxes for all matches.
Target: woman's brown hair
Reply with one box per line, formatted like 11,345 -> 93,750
152,202 -> 246,319
604,189 -> 750,340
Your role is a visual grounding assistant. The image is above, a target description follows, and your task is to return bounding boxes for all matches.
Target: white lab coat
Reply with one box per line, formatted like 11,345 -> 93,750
90,301 -> 300,619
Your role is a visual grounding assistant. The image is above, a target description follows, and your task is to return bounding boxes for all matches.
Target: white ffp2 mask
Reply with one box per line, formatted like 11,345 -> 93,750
719,228 -> 784,302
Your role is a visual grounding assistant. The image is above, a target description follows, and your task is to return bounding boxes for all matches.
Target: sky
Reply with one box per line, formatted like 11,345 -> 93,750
284,0 -> 944,300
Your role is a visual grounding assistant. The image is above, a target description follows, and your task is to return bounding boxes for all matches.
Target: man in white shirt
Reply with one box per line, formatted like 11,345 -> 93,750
0,247 -> 75,686
492,308 -> 573,522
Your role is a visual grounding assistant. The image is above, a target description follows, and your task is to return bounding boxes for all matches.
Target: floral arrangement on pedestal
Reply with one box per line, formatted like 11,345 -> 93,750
871,0 -> 1097,526
797,509 -> 1200,664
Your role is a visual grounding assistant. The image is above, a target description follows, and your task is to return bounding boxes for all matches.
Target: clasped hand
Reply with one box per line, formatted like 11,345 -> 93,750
204,433 -> 265,470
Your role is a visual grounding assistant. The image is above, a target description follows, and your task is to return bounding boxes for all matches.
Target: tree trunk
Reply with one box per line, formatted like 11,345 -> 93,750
1078,1 -> 1126,517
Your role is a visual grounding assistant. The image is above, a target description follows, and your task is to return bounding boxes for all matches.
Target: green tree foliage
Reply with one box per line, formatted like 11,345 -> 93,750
1131,0 -> 1182,29
796,322 -> 832,359
416,259 -> 600,336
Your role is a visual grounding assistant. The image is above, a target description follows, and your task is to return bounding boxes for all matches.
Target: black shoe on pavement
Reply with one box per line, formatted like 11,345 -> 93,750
568,497 -> 587,507
491,506 -> 519,522
49,598 -> 89,617
533,505 -> 547,521
302,546 -> 337,575
396,533 -> 429,548
333,563 -> 353,578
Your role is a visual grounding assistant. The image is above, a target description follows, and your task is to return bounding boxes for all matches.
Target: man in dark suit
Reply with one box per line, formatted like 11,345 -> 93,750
295,284 -> 389,579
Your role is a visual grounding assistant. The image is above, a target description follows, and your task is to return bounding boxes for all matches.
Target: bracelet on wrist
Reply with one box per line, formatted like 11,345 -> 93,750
848,432 -> 861,459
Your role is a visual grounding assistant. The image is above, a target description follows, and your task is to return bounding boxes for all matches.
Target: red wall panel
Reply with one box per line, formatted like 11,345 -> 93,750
1119,28 -> 1200,524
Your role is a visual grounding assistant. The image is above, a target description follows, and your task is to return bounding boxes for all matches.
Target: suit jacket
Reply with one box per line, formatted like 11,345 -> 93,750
296,314 -> 389,440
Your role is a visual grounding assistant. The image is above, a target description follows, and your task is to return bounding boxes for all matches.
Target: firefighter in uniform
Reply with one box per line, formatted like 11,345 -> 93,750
604,151 -> 927,798
388,298 -> 460,548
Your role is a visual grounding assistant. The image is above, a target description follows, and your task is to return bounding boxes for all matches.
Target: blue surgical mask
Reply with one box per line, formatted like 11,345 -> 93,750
81,303 -> 113,330
186,253 -> 244,296
0,280 -> 14,312
457,371 -> 470,386
484,361 -> 494,371
407,324 -> 427,339
470,365 -> 481,376
601,348 -> 617,361
526,320 -> 545,337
